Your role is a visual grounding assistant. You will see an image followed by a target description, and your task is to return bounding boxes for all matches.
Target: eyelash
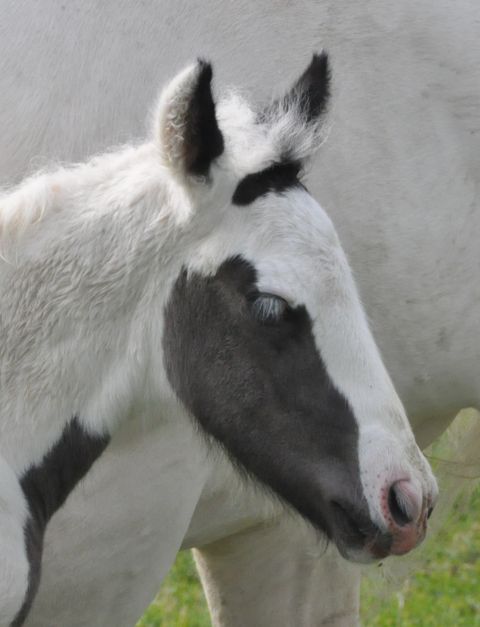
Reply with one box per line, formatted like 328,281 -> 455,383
250,293 -> 289,323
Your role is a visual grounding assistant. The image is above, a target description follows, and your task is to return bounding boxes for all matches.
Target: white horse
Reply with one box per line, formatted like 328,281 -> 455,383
0,1 -> 478,625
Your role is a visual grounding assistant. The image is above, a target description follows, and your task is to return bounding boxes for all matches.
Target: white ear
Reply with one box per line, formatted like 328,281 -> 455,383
153,59 -> 224,180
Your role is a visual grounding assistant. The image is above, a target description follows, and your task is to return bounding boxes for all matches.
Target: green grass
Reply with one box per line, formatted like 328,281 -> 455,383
137,551 -> 209,627
361,486 -> 480,626
138,416 -> 480,627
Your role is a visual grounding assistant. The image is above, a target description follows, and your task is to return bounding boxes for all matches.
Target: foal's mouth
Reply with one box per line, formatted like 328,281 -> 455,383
330,501 -> 392,560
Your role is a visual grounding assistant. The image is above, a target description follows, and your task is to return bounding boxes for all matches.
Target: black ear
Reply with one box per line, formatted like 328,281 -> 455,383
263,51 -> 330,124
290,52 -> 330,122
155,59 -> 224,178
184,60 -> 224,176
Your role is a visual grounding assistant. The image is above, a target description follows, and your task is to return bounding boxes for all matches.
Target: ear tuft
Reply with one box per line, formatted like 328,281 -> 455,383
155,59 -> 224,179
263,51 -> 330,125
259,51 -> 331,162
292,51 -> 330,123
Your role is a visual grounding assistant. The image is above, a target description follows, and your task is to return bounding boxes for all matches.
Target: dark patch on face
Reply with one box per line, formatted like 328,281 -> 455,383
232,160 -> 303,205
184,59 -> 224,177
11,418 -> 109,627
163,256 -> 380,554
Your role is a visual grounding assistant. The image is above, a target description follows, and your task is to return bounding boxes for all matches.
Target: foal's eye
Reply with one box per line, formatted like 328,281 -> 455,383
250,293 -> 289,323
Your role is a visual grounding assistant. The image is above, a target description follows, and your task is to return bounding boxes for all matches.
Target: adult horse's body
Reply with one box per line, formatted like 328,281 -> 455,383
0,1 -> 478,626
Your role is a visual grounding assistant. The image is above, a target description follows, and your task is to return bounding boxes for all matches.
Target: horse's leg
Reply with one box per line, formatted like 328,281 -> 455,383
194,514 -> 361,627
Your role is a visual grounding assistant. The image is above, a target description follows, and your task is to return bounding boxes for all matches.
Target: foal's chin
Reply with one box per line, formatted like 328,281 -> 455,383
319,500 -> 413,564
332,529 -> 393,564
331,519 -> 427,565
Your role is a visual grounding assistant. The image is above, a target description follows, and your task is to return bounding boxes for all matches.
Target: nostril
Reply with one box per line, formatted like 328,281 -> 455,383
427,505 -> 434,520
388,483 -> 414,527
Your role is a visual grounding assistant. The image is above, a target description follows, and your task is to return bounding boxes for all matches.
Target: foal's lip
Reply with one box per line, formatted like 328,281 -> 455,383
330,501 -> 396,560
330,501 -> 379,548
330,496 -> 429,561
389,509 -> 428,555
366,534 -> 394,559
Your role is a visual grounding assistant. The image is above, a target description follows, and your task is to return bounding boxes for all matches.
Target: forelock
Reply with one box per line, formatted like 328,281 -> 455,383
216,90 -> 330,181
216,92 -> 276,176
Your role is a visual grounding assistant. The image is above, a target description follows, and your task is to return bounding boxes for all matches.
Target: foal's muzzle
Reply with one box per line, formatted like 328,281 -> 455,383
329,476 -> 436,561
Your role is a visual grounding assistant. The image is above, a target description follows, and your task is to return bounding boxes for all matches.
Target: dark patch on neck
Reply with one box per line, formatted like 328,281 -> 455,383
185,60 -> 224,177
163,257 -> 368,541
11,418 -> 109,627
232,160 -> 303,205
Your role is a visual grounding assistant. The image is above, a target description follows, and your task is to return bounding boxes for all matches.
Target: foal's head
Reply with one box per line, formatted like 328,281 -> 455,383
158,54 -> 438,561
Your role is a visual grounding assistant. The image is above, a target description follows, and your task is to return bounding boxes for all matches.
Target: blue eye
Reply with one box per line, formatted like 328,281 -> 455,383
251,293 -> 289,323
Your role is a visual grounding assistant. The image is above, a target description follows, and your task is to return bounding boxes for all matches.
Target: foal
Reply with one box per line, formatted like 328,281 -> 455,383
0,54 -> 437,625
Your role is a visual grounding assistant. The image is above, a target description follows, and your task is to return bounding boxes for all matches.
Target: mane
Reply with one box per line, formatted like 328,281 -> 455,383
0,142 -> 182,261
0,167 -> 57,257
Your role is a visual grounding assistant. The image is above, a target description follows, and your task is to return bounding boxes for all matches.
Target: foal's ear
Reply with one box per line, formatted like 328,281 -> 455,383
154,60 -> 224,179
262,52 -> 331,159
283,51 -> 330,123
